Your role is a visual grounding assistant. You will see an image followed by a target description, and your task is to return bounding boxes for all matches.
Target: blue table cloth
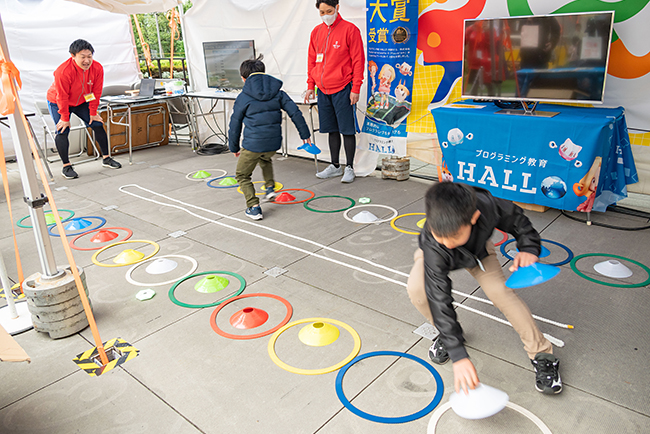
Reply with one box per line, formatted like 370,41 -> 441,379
431,101 -> 638,212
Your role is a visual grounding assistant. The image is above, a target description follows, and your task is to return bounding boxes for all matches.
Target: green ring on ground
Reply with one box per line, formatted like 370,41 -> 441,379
303,195 -> 355,213
570,253 -> 650,288
17,209 -> 75,228
169,271 -> 246,308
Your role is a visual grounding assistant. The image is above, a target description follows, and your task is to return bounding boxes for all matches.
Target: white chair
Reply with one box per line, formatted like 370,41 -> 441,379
34,101 -> 101,165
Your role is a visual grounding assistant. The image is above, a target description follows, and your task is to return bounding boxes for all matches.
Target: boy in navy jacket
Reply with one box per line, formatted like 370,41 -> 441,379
228,56 -> 312,220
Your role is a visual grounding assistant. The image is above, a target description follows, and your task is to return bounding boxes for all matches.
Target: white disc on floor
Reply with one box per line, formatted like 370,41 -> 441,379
0,301 -> 34,335
593,260 -> 633,279
145,258 -> 179,275
352,211 -> 379,223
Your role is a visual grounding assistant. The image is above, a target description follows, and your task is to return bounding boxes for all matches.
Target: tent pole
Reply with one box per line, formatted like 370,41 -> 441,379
177,3 -> 194,90
0,15 -> 61,280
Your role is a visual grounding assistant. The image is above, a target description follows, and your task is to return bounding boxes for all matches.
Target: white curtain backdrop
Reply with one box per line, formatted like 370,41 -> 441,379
0,0 -> 143,155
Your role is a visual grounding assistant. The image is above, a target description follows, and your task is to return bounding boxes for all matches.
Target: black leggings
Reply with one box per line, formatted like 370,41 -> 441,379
328,133 -> 356,168
49,101 -> 109,164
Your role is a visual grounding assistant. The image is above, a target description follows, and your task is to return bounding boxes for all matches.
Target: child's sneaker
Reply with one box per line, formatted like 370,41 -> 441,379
263,187 -> 278,203
531,353 -> 562,394
428,337 -> 449,364
245,205 -> 263,220
316,164 -> 344,179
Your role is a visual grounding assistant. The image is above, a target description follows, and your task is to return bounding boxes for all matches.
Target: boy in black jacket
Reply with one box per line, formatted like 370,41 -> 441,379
406,182 -> 562,395
229,56 -> 312,220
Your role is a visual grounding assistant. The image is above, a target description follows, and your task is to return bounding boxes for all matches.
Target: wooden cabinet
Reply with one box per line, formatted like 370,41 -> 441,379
88,102 -> 169,155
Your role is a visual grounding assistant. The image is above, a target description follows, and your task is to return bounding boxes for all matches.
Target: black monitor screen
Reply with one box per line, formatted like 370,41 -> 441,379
203,40 -> 256,90
462,12 -> 614,104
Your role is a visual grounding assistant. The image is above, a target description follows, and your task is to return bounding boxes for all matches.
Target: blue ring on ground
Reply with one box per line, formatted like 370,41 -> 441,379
207,177 -> 239,188
500,239 -> 574,266
335,350 -> 444,424
47,216 -> 107,237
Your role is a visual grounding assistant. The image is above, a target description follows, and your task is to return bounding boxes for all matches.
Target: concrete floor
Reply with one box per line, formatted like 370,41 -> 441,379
1,144 -> 649,433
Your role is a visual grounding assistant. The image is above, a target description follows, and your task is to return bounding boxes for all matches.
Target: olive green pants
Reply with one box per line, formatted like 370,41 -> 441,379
235,149 -> 276,208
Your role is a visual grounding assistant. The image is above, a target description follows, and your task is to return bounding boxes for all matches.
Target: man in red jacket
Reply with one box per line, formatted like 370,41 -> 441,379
304,0 -> 364,183
46,39 -> 121,179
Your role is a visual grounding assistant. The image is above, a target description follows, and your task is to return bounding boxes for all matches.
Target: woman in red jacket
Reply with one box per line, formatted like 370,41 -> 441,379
304,0 -> 364,183
46,39 -> 121,179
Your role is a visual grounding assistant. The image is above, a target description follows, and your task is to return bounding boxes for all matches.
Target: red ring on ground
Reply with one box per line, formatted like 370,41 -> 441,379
210,293 -> 293,340
494,229 -> 508,246
70,227 -> 134,251
271,189 -> 315,205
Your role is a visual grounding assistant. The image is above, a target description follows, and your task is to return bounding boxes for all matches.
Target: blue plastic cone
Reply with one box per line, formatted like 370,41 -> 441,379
505,263 -> 560,289
298,143 -> 321,155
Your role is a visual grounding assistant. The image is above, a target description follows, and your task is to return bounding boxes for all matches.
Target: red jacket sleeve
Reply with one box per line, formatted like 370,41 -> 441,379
348,25 -> 365,94
54,66 -> 72,122
307,27 -> 317,91
89,63 -> 104,117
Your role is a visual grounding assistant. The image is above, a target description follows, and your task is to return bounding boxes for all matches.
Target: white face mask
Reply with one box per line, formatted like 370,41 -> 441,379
321,11 -> 337,26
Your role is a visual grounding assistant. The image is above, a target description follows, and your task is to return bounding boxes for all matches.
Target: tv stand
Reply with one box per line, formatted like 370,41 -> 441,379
495,100 -> 559,118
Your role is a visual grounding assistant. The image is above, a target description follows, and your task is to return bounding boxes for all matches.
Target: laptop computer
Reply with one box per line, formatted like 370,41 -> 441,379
129,79 -> 156,99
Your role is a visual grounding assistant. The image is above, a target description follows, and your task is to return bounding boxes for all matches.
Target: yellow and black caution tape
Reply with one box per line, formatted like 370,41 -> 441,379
73,338 -> 139,377
0,283 -> 24,300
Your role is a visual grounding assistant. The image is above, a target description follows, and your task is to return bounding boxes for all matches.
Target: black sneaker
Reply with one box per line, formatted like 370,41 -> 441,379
245,205 -> 263,220
428,337 -> 450,364
102,157 -> 122,169
61,165 -> 78,179
531,353 -> 562,395
263,186 -> 278,203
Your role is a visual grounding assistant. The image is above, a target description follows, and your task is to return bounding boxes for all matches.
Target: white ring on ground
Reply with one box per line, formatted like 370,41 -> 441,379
185,169 -> 227,182
427,401 -> 552,434
125,255 -> 199,287
343,204 -> 399,225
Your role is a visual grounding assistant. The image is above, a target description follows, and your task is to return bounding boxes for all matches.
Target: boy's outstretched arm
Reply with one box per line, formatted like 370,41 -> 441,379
280,92 -> 311,141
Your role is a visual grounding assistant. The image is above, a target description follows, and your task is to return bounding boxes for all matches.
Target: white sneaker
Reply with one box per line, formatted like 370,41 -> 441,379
316,164 -> 344,179
341,166 -> 355,183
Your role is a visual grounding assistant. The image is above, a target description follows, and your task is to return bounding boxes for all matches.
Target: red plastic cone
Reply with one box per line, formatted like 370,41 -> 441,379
90,230 -> 119,243
275,192 -> 296,202
229,307 -> 269,329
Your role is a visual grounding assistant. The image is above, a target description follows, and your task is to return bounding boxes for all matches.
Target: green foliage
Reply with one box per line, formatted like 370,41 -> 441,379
132,2 -> 193,76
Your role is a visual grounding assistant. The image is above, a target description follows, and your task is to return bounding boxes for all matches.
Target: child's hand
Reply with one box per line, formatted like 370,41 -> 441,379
509,251 -> 538,272
453,358 -> 479,395
234,152 -> 240,157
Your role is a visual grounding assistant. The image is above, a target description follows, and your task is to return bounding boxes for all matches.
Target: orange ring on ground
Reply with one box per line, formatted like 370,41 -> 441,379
210,293 -> 293,340
271,188 -> 316,205
70,227 -> 134,251
494,229 -> 508,246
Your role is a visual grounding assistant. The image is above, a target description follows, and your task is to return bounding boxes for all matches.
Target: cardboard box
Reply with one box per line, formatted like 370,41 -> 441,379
0,324 -> 30,363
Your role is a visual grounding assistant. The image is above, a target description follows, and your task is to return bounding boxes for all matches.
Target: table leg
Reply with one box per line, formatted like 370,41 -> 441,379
128,105 -> 133,165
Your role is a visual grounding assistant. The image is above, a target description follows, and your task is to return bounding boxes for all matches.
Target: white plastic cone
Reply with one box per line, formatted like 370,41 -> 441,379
593,260 -> 633,279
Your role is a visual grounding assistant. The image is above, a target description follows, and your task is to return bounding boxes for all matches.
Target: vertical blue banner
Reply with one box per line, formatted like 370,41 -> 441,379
361,0 -> 418,155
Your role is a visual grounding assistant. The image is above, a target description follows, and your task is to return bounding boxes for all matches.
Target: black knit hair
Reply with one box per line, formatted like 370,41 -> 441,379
69,39 -> 94,55
240,54 -> 265,79
424,182 -> 477,237
316,0 -> 338,8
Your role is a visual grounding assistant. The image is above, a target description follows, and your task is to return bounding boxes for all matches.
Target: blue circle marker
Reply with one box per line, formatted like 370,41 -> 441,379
500,239 -> 574,266
48,216 -> 106,237
335,351 -> 444,424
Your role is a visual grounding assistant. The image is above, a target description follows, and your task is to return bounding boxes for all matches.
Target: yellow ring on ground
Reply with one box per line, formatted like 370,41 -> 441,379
268,317 -> 361,375
237,181 -> 284,196
390,213 -> 426,235
91,240 -> 160,267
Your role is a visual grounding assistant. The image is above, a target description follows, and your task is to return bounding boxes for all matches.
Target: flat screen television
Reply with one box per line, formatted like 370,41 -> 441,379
203,40 -> 256,90
461,12 -> 614,107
